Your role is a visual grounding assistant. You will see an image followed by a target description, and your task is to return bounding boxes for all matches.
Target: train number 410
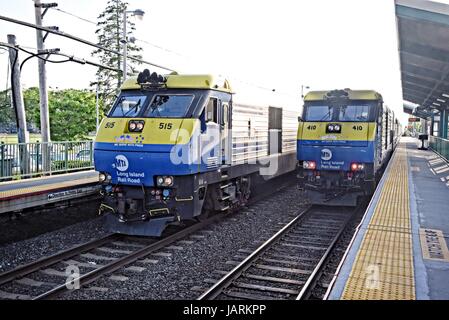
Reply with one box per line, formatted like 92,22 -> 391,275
352,125 -> 363,131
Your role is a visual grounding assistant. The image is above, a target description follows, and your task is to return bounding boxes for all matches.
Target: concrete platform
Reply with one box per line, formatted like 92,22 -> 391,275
0,170 -> 100,214
327,137 -> 449,300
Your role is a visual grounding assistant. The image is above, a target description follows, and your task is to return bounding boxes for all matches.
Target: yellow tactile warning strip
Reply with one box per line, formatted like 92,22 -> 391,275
419,228 -> 449,262
0,176 -> 99,200
341,144 -> 415,300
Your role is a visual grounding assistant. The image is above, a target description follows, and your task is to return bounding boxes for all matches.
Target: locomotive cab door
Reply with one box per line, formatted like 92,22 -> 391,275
220,100 -> 232,166
204,96 -> 232,167
376,104 -> 383,168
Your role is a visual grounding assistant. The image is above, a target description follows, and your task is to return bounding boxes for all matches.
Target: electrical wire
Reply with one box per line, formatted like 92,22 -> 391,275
16,46 -> 120,72
134,39 -> 187,58
0,18 -> 298,99
0,13 -> 175,72
0,14 -> 296,97
49,7 -> 97,25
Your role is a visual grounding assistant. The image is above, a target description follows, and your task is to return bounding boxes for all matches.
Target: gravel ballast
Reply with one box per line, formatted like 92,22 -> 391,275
62,184 -> 309,300
0,216 -> 109,273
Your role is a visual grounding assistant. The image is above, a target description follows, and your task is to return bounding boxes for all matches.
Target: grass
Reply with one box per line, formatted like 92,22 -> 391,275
0,134 -> 42,144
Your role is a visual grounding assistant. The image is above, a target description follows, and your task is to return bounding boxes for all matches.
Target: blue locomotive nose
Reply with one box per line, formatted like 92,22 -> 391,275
94,147 -> 197,187
297,142 -> 374,171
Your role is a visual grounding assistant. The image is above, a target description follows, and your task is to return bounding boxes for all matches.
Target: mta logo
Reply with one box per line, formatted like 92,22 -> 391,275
114,155 -> 129,172
321,149 -> 332,161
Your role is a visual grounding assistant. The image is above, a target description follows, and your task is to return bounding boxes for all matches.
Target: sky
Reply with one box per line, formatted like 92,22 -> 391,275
2,0 -> 449,125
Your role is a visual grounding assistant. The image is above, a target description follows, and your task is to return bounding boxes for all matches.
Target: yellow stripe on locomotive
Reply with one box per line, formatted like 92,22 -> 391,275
297,122 -> 377,141
96,118 -> 199,145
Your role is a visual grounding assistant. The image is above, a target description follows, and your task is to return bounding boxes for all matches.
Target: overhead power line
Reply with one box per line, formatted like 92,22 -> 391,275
0,42 -> 120,74
0,13 -> 175,72
0,14 -> 298,98
50,7 -> 97,25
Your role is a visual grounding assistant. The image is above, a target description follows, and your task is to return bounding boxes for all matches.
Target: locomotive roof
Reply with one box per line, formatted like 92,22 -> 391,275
304,90 -> 383,101
121,73 -> 233,93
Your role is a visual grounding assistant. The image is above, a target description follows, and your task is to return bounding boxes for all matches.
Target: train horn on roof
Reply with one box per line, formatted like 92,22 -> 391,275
137,69 -> 167,85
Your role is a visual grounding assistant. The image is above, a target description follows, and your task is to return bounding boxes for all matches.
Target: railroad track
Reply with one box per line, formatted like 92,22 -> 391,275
0,215 -> 226,300
0,174 -> 297,300
197,205 -> 361,300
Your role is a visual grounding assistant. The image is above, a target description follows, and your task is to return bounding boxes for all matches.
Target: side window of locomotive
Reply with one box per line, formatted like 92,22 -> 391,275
222,103 -> 229,127
206,98 -> 218,123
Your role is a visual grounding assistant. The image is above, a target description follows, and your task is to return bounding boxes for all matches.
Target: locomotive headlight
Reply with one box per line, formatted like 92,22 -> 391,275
136,122 -> 144,131
99,172 -> 112,184
350,162 -> 364,171
128,120 -> 145,132
303,161 -> 316,170
164,176 -> 174,186
156,175 -> 174,187
327,123 -> 341,133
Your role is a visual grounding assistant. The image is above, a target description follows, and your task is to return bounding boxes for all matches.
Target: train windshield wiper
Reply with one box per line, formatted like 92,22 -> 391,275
319,107 -> 333,121
148,103 -> 161,117
123,99 -> 142,117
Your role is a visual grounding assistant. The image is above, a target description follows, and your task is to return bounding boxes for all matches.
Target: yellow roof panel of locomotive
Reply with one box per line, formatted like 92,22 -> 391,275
121,73 -> 233,93
304,90 -> 382,101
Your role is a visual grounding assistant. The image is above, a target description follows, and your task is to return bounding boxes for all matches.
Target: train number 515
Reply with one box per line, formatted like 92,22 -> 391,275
159,123 -> 173,130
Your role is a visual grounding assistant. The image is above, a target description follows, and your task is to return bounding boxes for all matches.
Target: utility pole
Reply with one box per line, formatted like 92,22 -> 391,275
122,11 -> 127,82
34,0 -> 57,172
122,9 -> 145,83
7,34 -> 30,174
95,81 -> 100,134
7,35 -> 29,145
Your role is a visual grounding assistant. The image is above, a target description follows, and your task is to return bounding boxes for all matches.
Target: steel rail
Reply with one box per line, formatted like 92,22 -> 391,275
0,172 -> 296,300
0,233 -> 118,286
197,206 -> 313,300
34,214 -> 224,300
296,207 -> 358,300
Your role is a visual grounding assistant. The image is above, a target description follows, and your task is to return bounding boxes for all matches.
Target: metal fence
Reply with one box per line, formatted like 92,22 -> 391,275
429,135 -> 449,162
0,141 -> 94,181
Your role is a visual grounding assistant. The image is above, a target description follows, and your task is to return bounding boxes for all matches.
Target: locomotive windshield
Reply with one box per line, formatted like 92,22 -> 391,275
305,106 -> 334,121
339,105 -> 370,122
144,94 -> 194,118
109,91 -> 197,118
110,95 -> 148,118
304,102 -> 375,122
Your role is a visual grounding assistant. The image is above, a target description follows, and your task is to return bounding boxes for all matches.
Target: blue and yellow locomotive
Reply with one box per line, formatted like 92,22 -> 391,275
94,70 -> 299,236
297,89 -> 400,206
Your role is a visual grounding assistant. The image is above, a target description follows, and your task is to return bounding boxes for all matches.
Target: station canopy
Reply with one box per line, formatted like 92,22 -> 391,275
396,0 -> 449,117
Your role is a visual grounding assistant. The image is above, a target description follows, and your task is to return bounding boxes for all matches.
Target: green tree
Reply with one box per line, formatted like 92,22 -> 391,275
23,87 -> 40,126
0,89 -> 14,126
24,88 -> 97,141
2,88 -> 96,141
91,0 -> 143,112
48,89 -> 97,141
